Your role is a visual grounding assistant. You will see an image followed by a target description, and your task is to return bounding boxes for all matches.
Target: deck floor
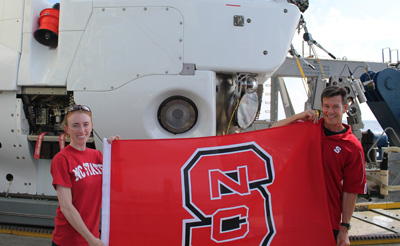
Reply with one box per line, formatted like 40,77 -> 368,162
0,233 -> 52,246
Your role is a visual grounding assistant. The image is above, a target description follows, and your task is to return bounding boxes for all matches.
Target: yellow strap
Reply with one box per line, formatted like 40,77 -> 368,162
295,56 -> 311,97
295,56 -> 307,79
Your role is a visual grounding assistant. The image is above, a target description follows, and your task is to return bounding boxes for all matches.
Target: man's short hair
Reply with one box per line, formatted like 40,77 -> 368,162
321,85 -> 347,105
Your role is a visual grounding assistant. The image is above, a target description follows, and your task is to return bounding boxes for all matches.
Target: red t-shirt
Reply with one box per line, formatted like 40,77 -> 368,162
320,120 -> 367,230
50,145 -> 103,245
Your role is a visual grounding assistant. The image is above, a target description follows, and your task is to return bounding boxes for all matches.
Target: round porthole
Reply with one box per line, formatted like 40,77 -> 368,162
158,96 -> 198,134
6,173 -> 14,182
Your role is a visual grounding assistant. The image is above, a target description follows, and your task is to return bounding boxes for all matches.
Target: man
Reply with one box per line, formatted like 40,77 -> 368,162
272,85 -> 367,246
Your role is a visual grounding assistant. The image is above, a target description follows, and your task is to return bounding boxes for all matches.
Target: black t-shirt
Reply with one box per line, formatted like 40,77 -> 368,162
323,127 -> 348,136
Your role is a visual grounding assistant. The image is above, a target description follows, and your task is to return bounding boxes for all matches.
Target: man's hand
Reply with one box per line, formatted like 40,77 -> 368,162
297,109 -> 318,124
336,227 -> 350,246
338,192 -> 357,246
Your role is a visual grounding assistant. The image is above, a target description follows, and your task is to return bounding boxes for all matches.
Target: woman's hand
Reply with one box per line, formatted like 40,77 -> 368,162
89,237 -> 106,246
107,135 -> 120,144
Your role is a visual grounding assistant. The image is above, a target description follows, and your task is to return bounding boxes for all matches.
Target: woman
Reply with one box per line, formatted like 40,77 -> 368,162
50,105 -> 119,246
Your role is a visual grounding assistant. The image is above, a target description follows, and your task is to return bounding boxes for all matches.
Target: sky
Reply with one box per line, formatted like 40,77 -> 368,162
295,0 -> 399,62
277,0 -> 400,121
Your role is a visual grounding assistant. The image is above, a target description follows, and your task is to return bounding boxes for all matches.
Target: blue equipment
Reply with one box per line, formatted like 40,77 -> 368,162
361,67 -> 400,146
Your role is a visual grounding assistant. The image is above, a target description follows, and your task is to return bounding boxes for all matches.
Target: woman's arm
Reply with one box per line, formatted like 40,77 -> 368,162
56,185 -> 105,246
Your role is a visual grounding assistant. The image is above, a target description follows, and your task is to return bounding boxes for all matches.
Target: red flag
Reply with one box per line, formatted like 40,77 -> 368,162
102,122 -> 335,245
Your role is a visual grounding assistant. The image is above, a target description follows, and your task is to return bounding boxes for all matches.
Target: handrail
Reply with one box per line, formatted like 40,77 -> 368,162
367,127 -> 400,163
382,47 -> 392,63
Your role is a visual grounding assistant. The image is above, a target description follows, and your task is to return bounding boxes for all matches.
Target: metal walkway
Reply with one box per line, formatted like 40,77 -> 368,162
0,225 -> 52,246
0,234 -> 51,246
350,202 -> 400,245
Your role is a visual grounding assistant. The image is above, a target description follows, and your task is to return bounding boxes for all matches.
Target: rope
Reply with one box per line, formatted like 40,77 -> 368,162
311,45 -> 327,79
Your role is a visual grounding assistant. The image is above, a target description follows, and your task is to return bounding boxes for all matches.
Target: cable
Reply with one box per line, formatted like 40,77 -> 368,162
339,64 -> 370,77
226,98 -> 240,135
289,44 -> 312,96
352,65 -> 368,75
92,128 -> 103,142
339,64 -> 351,77
362,67 -> 372,80
310,45 -> 327,79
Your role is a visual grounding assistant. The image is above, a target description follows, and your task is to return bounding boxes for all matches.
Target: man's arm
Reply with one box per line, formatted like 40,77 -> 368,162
271,109 -> 318,128
337,192 -> 357,246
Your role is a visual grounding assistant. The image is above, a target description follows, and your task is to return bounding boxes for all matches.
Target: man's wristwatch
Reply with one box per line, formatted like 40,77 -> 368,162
340,222 -> 351,231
